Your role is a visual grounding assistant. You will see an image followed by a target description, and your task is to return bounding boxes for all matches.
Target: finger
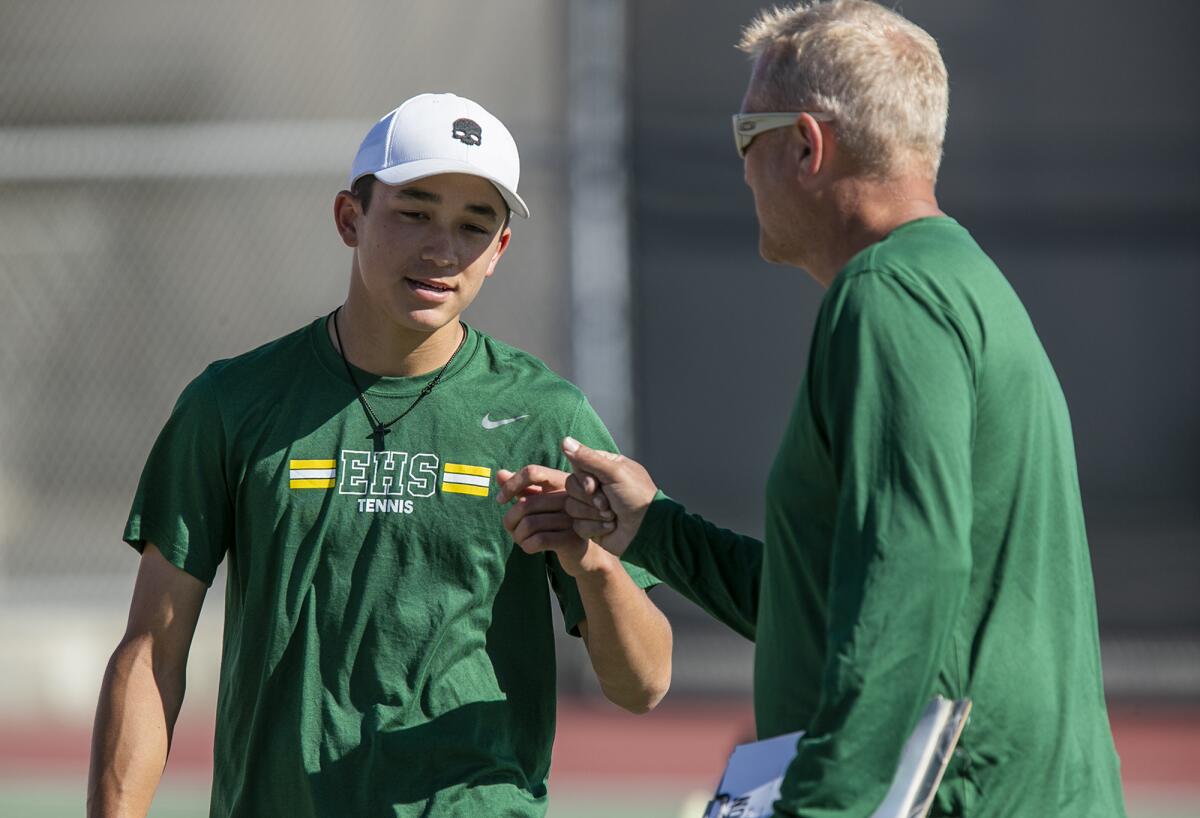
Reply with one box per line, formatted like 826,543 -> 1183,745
561,437 -> 625,484
564,496 -> 610,522
514,511 -> 578,546
578,472 -> 598,495
496,468 -> 538,503
564,472 -> 609,512
565,472 -> 595,504
502,492 -> 569,533
515,492 -> 569,513
572,519 -> 617,542
516,531 -> 587,557
512,514 -> 584,555
495,464 -> 568,504
502,498 -> 526,535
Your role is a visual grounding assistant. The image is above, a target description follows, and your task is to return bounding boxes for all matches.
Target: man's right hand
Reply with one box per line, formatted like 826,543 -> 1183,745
561,436 -> 658,557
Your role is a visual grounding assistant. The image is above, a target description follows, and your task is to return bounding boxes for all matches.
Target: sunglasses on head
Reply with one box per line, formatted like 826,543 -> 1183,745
731,111 -> 834,158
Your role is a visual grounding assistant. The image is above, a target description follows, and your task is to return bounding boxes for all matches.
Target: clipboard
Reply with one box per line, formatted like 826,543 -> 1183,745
703,697 -> 972,818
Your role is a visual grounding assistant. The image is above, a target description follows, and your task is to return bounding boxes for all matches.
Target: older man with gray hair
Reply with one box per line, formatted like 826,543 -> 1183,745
501,1 -> 1128,815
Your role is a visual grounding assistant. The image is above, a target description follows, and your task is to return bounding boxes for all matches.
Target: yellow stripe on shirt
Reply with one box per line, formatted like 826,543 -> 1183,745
444,463 -> 492,477
442,482 -> 490,497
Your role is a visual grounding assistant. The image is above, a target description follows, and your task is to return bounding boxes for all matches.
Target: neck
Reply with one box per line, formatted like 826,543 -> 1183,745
799,175 -> 942,288
332,289 -> 463,378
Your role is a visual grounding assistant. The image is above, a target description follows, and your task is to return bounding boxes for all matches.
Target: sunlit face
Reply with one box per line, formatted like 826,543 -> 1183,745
349,173 -> 510,334
741,117 -> 796,264
740,54 -> 813,267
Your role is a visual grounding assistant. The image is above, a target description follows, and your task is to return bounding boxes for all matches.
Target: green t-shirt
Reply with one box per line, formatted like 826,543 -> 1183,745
626,218 -> 1127,817
124,318 -> 656,818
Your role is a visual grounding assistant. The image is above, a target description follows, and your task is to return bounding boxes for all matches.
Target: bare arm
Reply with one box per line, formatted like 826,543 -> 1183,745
497,467 -> 672,714
574,561 -> 672,714
88,543 -> 207,818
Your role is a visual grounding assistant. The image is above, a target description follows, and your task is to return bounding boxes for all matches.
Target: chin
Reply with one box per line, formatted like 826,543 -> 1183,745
382,303 -> 456,335
758,232 -> 783,264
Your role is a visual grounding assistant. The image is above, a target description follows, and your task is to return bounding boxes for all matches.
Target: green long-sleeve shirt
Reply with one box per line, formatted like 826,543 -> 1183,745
625,217 -> 1127,816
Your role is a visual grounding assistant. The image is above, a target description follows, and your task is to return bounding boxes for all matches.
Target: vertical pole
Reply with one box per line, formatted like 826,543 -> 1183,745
567,0 -> 635,453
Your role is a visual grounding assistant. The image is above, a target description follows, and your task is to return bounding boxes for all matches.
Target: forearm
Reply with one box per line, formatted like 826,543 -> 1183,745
624,493 -> 762,640
576,558 -> 672,714
88,637 -> 184,818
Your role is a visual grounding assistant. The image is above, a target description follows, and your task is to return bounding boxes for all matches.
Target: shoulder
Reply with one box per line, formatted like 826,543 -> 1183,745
469,328 -> 587,407
826,219 -> 989,335
170,319 -> 321,425
818,263 -> 977,382
204,320 -> 317,387
822,266 -> 943,332
832,218 -> 1008,326
465,328 -> 609,449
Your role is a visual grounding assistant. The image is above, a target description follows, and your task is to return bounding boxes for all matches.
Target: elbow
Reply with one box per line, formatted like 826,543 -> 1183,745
637,675 -> 672,714
106,634 -> 155,686
602,668 -> 672,715
603,684 -> 667,715
107,633 -> 188,714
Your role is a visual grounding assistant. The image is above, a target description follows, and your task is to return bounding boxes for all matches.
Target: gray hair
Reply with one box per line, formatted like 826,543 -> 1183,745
739,1 -> 949,180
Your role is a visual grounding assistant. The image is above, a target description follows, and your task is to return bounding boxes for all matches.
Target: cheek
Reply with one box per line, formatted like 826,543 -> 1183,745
468,256 -> 497,289
474,237 -> 504,275
745,154 -> 774,201
484,247 -> 503,277
745,170 -> 773,216
356,225 -> 390,262
357,238 -> 412,292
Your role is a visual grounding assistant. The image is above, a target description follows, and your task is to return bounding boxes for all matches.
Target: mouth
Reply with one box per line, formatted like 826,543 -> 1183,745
405,276 -> 456,300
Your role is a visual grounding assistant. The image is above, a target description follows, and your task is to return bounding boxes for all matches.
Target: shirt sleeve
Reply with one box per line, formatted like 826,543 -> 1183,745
123,367 -> 233,586
544,394 -> 661,636
623,494 -> 762,641
777,272 -> 975,815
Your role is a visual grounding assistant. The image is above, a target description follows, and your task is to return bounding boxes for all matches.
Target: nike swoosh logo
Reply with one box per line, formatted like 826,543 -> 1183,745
481,413 -> 530,430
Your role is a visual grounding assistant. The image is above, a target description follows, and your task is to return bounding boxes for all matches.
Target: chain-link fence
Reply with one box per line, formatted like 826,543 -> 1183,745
4,0 -> 1197,717
0,0 -> 573,603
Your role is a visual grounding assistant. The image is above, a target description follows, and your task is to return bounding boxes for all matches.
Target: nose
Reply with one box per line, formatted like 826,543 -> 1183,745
420,227 -> 458,268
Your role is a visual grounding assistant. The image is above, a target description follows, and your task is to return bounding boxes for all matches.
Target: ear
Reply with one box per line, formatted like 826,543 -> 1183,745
484,227 -> 512,278
793,113 -> 826,179
334,190 -> 363,248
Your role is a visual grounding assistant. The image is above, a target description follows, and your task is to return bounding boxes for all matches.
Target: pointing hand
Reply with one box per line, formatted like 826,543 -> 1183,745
560,437 -> 657,557
495,465 -> 617,577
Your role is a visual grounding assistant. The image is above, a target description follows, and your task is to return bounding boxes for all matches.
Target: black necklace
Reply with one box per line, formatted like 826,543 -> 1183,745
330,306 -> 464,451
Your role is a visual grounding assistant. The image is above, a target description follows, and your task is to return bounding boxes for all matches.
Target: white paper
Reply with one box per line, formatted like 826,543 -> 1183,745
703,697 -> 971,818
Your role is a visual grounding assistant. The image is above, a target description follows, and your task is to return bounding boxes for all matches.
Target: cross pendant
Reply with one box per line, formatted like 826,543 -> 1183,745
370,425 -> 389,452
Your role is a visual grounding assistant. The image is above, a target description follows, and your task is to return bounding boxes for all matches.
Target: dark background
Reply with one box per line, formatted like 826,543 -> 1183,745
628,0 -> 1200,683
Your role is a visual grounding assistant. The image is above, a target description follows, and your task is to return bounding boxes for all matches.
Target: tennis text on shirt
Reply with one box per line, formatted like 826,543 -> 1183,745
288,450 -> 491,513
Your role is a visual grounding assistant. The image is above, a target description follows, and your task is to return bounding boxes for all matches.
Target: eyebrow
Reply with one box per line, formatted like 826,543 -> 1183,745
465,202 -> 499,222
395,187 -> 499,223
396,187 -> 440,203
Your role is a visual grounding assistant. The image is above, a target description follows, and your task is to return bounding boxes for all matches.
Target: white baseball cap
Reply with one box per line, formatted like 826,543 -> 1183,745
349,93 -> 530,219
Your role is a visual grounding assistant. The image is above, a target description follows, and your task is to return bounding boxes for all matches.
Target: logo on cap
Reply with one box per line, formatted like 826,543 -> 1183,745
452,118 -> 483,147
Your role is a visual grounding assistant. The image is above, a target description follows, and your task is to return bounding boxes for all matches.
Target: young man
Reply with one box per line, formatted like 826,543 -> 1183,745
88,92 -> 671,818
504,2 -> 1128,816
